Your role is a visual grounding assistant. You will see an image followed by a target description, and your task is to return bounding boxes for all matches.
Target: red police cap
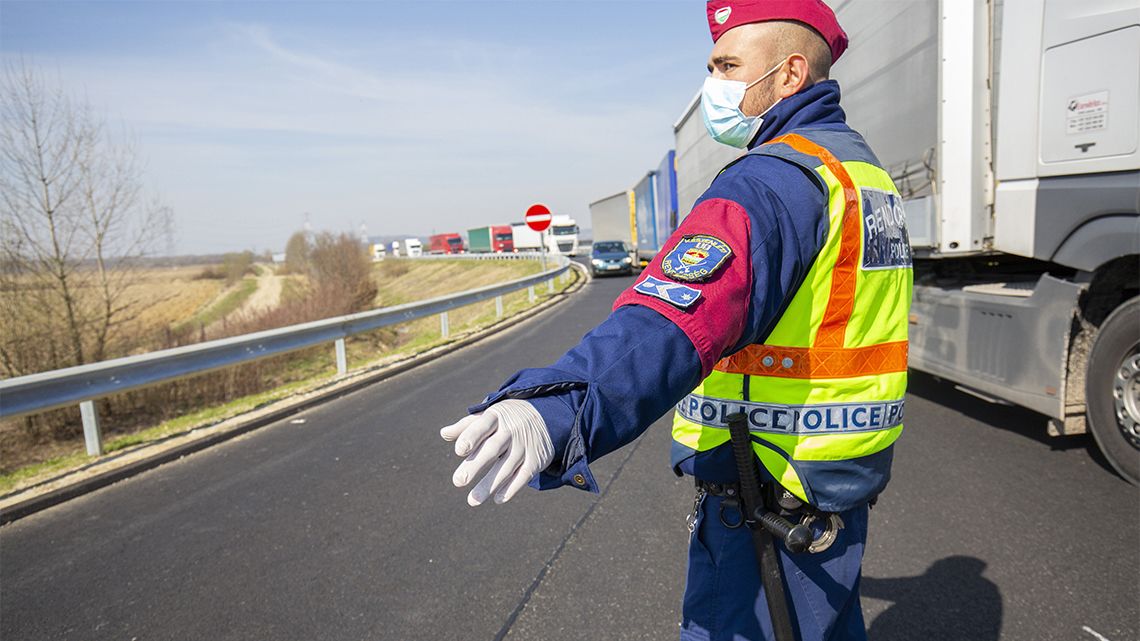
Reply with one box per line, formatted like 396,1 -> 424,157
706,0 -> 849,64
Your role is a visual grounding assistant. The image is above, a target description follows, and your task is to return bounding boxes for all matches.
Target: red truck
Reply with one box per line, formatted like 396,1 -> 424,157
428,233 -> 465,255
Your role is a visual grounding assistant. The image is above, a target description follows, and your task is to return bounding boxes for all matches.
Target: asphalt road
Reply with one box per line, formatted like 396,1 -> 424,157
2,267 -> 1137,641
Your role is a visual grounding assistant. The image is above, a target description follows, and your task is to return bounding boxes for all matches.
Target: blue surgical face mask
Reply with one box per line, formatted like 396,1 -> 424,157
700,59 -> 786,148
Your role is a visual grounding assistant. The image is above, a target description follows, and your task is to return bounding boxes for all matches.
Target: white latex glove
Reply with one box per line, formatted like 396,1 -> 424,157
439,399 -> 555,506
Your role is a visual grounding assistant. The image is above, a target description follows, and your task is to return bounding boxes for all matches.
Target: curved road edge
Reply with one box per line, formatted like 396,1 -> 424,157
0,262 -> 592,526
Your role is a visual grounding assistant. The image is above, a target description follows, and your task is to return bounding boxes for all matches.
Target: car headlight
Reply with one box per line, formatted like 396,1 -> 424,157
622,257 -> 632,264
592,259 -> 604,266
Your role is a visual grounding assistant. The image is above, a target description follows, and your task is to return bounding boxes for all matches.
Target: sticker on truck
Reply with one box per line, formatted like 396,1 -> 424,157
1066,90 -> 1109,134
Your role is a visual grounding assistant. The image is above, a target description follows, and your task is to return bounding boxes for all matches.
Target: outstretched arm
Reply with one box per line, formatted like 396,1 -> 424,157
441,157 -> 828,505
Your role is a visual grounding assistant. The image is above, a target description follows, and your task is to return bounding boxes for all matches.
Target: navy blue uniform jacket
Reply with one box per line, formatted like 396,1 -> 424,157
472,81 -> 850,493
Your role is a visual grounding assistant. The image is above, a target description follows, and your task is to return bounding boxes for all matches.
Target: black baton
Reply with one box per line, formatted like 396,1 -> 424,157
726,412 -> 811,641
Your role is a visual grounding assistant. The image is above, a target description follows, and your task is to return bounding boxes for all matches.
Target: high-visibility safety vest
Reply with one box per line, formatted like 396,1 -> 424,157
672,129 -> 913,512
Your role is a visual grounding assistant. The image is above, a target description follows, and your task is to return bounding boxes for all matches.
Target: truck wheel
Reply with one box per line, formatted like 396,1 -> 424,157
1087,296 -> 1140,485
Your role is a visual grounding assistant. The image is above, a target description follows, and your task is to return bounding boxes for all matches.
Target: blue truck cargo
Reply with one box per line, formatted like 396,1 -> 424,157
631,150 -> 680,264
655,150 -> 679,251
632,170 -> 657,264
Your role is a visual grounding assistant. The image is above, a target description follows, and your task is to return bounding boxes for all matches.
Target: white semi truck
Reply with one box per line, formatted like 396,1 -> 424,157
550,214 -> 581,256
672,0 -> 1139,483
511,214 -> 580,256
838,0 -> 1139,483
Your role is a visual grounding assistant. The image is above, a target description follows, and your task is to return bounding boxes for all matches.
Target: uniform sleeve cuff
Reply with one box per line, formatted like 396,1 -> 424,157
528,389 -> 598,492
469,375 -> 599,494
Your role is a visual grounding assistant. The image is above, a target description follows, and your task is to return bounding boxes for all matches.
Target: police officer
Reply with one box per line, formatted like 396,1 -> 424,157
440,1 -> 912,639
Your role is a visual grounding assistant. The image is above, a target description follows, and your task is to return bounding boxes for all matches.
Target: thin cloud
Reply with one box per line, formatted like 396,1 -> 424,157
2,11 -> 699,253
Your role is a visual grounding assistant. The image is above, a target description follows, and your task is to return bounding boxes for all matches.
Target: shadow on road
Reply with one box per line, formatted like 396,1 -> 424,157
863,555 -> 1001,641
905,371 -> 1119,476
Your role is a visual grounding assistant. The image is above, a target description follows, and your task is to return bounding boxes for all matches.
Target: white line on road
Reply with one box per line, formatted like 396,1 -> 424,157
1082,625 -> 1113,641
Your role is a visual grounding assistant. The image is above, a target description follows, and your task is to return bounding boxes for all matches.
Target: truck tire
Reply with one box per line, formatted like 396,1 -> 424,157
1086,296 -> 1140,485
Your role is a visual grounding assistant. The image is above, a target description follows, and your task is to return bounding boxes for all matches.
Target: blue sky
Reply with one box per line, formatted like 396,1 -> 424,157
1,1 -> 714,254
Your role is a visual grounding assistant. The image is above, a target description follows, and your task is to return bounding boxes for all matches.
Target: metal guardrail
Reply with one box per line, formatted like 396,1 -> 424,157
0,255 -> 572,454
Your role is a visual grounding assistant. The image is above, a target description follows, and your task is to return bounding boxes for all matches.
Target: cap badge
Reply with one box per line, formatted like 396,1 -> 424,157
714,6 -> 732,25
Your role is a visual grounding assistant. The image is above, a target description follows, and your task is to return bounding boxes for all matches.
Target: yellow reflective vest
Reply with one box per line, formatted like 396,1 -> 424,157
672,129 -> 913,512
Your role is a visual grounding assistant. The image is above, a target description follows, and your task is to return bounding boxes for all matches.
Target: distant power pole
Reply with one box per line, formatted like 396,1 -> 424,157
303,212 -> 312,233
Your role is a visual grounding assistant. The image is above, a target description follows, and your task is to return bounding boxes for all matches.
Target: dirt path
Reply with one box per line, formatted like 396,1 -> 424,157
240,265 -> 283,316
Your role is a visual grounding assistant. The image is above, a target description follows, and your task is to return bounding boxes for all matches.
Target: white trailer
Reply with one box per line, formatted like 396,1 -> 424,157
589,191 -> 635,248
826,0 -> 1140,483
510,223 -> 544,252
674,93 -> 742,222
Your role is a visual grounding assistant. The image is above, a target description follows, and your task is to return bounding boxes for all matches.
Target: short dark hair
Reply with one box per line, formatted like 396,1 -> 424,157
773,20 -> 832,80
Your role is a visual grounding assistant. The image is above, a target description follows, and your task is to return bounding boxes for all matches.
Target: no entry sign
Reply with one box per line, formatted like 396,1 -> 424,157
525,204 -> 552,232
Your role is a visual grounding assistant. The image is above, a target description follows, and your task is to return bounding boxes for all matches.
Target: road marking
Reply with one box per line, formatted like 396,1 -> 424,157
1082,626 -> 1113,641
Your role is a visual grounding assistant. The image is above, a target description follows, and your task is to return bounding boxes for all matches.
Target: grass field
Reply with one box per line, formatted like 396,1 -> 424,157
173,277 -> 258,335
122,266 -> 229,333
0,265 -> 230,360
0,257 -> 577,493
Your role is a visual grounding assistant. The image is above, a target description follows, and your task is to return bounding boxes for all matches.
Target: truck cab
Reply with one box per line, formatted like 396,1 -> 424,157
429,233 -> 465,255
492,226 -> 515,253
550,215 -> 580,256
403,238 -> 423,257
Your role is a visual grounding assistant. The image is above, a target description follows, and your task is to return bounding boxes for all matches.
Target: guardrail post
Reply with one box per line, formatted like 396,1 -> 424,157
80,400 -> 103,456
495,295 -> 503,319
528,286 -> 536,303
547,278 -> 555,294
335,338 -> 347,377
440,311 -> 450,338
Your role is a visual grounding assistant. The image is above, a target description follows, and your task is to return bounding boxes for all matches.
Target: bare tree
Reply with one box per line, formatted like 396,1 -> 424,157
282,230 -> 310,275
308,231 -> 377,314
0,60 -> 172,377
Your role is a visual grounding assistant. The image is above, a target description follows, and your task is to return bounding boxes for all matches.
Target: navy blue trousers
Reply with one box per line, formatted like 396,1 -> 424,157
680,494 -> 869,641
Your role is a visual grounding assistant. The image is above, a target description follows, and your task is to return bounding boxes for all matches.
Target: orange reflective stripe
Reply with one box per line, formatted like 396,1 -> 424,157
714,341 -> 908,379
768,133 -> 861,349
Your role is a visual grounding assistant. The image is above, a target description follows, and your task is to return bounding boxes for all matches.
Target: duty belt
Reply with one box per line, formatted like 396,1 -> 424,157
691,478 -> 845,555
696,478 -> 807,512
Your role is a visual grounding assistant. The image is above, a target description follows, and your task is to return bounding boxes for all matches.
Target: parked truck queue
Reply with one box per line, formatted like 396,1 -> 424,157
371,214 -> 580,260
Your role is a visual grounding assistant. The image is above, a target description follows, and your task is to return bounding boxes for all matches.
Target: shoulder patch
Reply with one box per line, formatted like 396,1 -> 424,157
660,234 -> 733,282
634,276 -> 702,309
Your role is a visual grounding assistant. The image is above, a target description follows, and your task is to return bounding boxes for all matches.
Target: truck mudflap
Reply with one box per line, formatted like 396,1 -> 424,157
908,274 -> 1086,419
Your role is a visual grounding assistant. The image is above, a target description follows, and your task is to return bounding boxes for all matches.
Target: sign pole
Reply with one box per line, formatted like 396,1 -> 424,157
525,203 -> 554,273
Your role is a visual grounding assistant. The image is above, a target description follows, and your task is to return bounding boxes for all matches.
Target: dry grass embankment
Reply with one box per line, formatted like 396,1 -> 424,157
0,257 -> 576,494
121,266 -> 229,333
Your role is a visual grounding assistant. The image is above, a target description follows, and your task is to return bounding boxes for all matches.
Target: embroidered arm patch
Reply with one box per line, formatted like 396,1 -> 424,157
634,276 -> 702,309
661,234 -> 733,282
